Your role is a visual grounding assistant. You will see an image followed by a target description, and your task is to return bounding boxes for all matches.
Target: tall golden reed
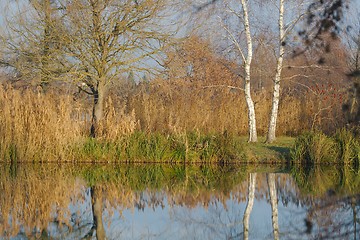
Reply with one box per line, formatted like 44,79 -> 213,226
0,85 -> 82,161
0,80 -> 348,162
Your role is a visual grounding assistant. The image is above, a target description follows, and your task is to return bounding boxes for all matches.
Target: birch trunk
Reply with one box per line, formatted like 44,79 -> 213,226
243,173 -> 257,240
267,173 -> 279,240
266,0 -> 285,143
241,0 -> 257,142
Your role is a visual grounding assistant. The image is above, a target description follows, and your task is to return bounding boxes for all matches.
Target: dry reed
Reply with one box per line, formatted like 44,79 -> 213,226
127,79 -> 348,136
0,81 -> 349,162
0,85 -> 82,161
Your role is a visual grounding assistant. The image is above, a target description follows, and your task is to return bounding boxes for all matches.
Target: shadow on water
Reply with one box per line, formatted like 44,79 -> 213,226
0,163 -> 358,239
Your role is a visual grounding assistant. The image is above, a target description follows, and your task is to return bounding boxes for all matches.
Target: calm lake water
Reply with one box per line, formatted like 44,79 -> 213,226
0,163 -> 359,240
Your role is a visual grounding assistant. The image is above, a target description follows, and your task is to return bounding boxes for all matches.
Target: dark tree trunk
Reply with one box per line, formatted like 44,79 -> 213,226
90,83 -> 105,138
90,186 -> 106,240
40,0 -> 52,92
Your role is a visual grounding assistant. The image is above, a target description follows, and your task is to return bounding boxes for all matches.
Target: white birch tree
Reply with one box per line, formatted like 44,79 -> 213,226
242,0 -> 258,142
266,0 -> 308,143
266,0 -> 285,143
224,0 -> 258,142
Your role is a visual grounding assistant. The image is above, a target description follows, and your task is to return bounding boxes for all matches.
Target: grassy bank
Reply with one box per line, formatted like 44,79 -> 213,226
73,134 -> 297,163
291,128 -> 360,166
72,131 -> 246,163
243,136 -> 294,162
1,129 -> 295,163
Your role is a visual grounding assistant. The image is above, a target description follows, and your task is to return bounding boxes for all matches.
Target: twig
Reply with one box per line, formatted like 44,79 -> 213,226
202,84 -> 244,91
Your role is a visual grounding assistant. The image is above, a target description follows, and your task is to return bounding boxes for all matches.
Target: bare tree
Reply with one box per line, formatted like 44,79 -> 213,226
37,0 -> 56,89
0,0 -> 66,89
298,0 -> 360,126
60,0 -> 172,137
344,8 -> 360,125
1,0 -> 174,137
241,0 -> 258,142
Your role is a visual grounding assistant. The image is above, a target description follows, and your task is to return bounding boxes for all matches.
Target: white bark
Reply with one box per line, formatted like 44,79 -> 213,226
243,172 -> 257,240
267,173 -> 279,240
241,0 -> 257,142
266,0 -> 285,143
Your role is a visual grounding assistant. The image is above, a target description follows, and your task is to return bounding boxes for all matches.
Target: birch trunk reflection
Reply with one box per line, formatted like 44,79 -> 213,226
267,173 -> 279,240
243,173 -> 257,240
351,196 -> 357,240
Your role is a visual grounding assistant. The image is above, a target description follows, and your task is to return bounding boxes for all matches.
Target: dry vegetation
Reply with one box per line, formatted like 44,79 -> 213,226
0,36 -> 355,162
0,85 -> 82,161
126,36 -> 351,135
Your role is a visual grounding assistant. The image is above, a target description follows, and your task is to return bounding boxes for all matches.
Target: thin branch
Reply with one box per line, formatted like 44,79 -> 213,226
311,104 -> 333,130
284,74 -> 313,80
285,64 -> 340,70
289,79 -> 318,95
77,84 -> 94,95
284,13 -> 306,39
219,16 -> 246,63
202,84 -> 244,91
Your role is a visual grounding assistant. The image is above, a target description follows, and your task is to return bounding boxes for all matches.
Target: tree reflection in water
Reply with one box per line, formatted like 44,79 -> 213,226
0,164 -> 358,239
82,186 -> 106,240
243,173 -> 256,240
267,173 -> 279,240
303,192 -> 360,239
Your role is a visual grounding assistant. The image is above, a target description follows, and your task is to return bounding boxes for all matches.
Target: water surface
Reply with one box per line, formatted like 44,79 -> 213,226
0,163 -> 359,239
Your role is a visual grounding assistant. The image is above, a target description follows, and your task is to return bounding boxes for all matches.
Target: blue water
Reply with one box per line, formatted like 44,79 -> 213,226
1,165 -> 359,240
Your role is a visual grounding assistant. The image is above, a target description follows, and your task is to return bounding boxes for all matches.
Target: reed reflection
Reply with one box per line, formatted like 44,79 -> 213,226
0,164 -> 358,239
0,164 -> 84,238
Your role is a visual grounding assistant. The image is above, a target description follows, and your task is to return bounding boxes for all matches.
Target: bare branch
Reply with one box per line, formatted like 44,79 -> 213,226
202,84 -> 244,91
